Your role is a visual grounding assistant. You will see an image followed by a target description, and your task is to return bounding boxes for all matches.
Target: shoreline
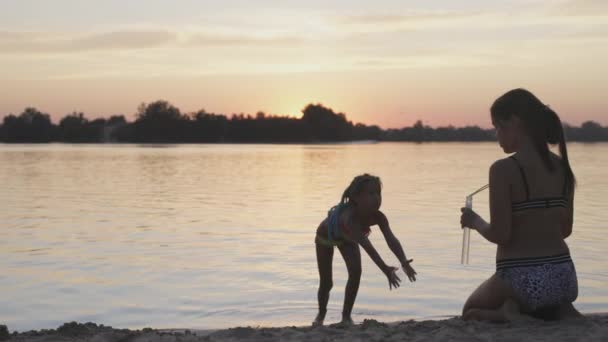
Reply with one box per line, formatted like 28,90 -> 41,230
3,314 -> 608,341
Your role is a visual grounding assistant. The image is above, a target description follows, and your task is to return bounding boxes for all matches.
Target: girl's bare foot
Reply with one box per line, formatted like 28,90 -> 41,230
339,316 -> 354,327
312,311 -> 326,327
558,303 -> 584,320
499,299 -> 518,320
328,316 -> 354,328
499,299 -> 535,322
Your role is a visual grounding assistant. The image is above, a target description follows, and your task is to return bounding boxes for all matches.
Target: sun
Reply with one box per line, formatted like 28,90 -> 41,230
272,99 -> 308,118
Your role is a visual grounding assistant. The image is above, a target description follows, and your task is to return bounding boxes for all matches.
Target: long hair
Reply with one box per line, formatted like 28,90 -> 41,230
339,173 -> 382,205
328,173 -> 382,216
490,88 -> 575,193
326,174 -> 382,241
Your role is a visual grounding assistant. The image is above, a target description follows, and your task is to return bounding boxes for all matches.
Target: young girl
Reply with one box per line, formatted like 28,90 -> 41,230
313,173 -> 417,327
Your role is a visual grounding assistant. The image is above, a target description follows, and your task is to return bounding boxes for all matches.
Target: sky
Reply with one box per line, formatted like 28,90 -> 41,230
0,0 -> 607,128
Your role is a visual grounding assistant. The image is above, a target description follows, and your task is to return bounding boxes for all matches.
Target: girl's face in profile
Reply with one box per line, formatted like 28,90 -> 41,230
492,115 -> 520,154
352,181 -> 382,213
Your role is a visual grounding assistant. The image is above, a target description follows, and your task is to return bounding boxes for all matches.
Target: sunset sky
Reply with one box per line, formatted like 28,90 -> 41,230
1,0 -> 607,128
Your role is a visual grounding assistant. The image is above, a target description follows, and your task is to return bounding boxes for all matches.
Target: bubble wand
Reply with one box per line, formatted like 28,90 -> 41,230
461,184 -> 488,264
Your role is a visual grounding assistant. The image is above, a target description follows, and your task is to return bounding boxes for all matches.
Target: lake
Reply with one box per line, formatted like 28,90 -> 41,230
1,142 -> 607,331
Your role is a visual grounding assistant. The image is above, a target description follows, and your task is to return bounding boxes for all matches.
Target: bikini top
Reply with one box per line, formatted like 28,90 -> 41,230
327,203 -> 371,241
510,156 -> 569,212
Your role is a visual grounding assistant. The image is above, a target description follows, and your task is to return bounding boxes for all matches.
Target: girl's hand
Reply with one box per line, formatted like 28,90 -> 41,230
401,260 -> 417,282
384,266 -> 401,290
460,207 -> 481,230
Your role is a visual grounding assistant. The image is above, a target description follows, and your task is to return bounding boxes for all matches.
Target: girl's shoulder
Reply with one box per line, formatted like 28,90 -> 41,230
365,210 -> 387,226
490,156 -> 520,179
492,156 -> 517,170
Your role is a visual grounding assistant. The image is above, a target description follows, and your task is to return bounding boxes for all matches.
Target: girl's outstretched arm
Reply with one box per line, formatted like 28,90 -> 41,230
375,212 -> 409,265
375,211 -> 417,282
359,237 -> 401,289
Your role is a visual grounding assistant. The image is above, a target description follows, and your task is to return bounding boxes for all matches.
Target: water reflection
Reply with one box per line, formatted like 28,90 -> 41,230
0,143 -> 606,331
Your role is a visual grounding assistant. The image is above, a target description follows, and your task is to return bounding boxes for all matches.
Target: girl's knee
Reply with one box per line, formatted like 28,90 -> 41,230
462,308 -> 479,321
319,280 -> 333,292
462,297 -> 479,321
348,273 -> 361,284
347,266 -> 362,279
462,290 -> 478,315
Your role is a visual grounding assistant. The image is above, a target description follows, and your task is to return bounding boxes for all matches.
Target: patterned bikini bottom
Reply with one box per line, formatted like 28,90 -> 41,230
496,253 -> 578,312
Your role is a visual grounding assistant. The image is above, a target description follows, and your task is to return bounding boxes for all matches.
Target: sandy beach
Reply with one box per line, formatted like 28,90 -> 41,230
2,314 -> 607,341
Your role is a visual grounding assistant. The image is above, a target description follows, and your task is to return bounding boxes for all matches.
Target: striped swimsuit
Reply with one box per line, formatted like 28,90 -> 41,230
316,204 -> 371,247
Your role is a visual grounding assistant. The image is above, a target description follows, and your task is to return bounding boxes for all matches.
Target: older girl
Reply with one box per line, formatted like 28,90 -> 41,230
460,88 -> 581,321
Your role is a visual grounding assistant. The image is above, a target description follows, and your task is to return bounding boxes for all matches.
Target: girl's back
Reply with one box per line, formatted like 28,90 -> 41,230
497,152 -> 572,260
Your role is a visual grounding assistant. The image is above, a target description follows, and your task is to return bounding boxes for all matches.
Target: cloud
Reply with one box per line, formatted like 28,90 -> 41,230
185,32 -> 307,47
331,10 -> 485,33
335,11 -> 475,26
0,31 -> 43,41
0,30 -> 176,53
0,28 -> 312,55
553,0 -> 608,16
329,7 -> 608,47
73,30 -> 176,50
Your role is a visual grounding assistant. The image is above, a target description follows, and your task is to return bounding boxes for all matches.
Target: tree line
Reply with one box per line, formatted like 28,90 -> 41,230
1,101 -> 607,143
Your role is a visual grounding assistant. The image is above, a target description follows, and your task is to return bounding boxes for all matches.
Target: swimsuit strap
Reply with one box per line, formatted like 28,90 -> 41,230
510,156 -> 530,200
327,203 -> 344,242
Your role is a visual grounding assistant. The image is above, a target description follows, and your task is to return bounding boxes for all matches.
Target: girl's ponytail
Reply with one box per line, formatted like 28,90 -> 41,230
545,106 -> 576,193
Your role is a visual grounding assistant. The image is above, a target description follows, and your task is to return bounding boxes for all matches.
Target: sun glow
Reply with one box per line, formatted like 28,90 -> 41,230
1,1 -> 607,127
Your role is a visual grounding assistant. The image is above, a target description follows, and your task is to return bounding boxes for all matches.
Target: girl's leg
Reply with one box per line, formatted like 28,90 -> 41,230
313,239 -> 334,326
462,274 -> 524,322
338,242 -> 362,325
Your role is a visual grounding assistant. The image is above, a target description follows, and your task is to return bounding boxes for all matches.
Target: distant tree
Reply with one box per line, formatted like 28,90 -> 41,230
132,100 -> 189,142
411,120 -> 427,141
580,121 -> 606,141
250,115 -> 307,142
352,123 -> 382,140
107,115 -> 127,126
563,121 -> 608,142
382,121 -> 494,142
189,109 -> 229,142
457,126 -> 495,141
301,104 -> 351,141
1,107 -> 55,142
0,103 -> 606,143
59,112 -> 92,142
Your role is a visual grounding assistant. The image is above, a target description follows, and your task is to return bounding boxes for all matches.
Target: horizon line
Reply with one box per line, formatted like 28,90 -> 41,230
1,103 -> 606,131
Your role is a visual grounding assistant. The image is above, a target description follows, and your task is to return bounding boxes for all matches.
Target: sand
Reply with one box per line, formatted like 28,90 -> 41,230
2,314 -> 607,341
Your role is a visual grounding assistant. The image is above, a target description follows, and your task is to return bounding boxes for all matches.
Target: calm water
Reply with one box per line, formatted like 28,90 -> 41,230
1,143 -> 607,331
